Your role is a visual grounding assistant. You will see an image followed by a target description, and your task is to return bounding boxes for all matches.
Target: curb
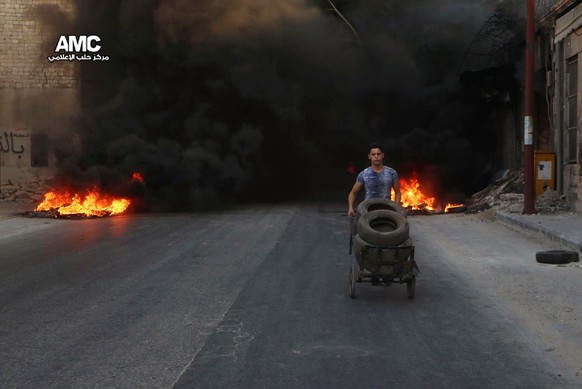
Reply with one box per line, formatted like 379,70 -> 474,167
495,211 -> 582,253
0,201 -> 36,220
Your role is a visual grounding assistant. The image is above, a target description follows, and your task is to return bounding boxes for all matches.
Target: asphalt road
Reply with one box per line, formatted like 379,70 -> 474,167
0,204 -> 579,388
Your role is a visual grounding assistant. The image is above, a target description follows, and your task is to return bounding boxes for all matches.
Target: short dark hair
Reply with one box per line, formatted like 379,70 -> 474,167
368,142 -> 384,153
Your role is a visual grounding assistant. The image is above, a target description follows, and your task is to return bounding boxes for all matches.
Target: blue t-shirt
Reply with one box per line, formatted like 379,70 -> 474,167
357,166 -> 398,200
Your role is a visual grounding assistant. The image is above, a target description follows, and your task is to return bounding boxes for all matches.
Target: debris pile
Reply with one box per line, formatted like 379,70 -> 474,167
466,170 -> 570,214
0,179 -> 52,203
535,186 -> 570,213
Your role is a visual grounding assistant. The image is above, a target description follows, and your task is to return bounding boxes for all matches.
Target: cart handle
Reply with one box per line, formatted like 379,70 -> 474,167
348,216 -> 355,255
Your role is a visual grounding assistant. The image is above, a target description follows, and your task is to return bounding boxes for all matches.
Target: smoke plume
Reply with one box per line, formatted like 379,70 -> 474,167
43,0 -> 506,210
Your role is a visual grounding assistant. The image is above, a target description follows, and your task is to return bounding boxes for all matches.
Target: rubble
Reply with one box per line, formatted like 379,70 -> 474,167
466,170 -> 571,214
0,178 -> 52,205
535,186 -> 571,213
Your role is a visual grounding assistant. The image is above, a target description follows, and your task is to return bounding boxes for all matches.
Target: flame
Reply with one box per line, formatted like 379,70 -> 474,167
34,172 -> 142,217
132,172 -> 144,183
35,188 -> 131,217
397,177 -> 437,211
444,203 -> 464,213
392,175 -> 464,213
346,161 -> 357,175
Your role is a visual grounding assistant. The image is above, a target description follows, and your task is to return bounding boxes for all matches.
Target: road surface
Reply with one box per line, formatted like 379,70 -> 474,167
0,204 -> 580,388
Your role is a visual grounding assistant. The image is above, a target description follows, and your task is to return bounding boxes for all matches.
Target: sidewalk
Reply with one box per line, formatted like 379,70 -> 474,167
0,200 -> 37,219
494,210 -> 582,253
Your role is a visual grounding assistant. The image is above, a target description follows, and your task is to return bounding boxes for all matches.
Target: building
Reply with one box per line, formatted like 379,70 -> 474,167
460,0 -> 582,212
543,0 -> 582,211
0,0 -> 79,190
461,1 -> 555,199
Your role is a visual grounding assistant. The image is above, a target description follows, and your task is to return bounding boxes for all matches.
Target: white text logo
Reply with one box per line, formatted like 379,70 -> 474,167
55,35 -> 101,52
49,35 -> 109,62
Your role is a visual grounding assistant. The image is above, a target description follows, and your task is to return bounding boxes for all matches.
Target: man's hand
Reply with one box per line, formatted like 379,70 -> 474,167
348,180 -> 361,219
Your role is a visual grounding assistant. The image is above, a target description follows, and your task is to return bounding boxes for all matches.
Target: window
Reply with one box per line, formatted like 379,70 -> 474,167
31,133 -> 49,167
565,56 -> 578,163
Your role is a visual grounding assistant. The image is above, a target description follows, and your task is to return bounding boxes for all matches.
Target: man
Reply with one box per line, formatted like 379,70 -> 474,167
348,143 -> 401,217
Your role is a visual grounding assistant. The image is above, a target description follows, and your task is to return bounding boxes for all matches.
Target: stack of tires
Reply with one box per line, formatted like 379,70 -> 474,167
352,198 -> 412,273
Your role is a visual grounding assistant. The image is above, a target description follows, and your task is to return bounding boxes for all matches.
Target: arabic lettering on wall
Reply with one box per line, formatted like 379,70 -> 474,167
0,130 -> 29,154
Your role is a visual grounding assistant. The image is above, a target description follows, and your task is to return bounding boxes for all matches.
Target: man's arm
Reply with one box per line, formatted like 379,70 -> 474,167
392,180 -> 401,204
348,181 -> 362,217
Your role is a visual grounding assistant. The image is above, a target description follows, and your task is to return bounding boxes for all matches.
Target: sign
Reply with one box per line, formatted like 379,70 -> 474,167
538,160 -> 552,180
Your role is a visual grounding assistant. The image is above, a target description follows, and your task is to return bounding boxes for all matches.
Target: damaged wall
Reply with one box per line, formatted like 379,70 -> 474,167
553,2 -> 582,212
0,0 -> 79,187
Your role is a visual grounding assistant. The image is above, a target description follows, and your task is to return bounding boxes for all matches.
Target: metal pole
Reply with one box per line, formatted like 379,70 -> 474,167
523,0 -> 536,214
555,41 -> 563,195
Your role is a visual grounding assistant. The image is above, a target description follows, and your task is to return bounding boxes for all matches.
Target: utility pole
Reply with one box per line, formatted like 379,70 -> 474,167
523,0 -> 536,214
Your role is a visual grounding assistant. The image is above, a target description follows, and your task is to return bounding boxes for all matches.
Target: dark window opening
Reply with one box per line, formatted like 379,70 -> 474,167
565,56 -> 578,163
31,133 -> 49,167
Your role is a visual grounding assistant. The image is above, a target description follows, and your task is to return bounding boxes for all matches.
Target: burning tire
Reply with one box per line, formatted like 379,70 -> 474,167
357,210 -> 409,246
535,250 -> 579,264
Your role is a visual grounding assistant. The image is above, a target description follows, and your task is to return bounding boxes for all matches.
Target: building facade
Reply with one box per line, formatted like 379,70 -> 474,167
545,0 -> 582,211
0,0 -> 79,187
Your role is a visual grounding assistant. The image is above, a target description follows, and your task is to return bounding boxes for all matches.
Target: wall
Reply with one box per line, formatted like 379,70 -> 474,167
0,0 -> 79,187
497,102 -> 520,171
553,4 -> 582,213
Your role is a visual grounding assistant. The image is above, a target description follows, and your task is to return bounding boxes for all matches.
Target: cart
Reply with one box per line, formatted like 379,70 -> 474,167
348,217 -> 419,299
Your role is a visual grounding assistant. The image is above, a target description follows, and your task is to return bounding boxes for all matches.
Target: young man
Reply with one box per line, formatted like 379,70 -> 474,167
348,143 -> 401,217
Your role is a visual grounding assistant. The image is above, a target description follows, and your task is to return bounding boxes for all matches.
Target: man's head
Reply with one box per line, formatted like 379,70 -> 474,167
368,143 -> 384,154
367,142 -> 384,167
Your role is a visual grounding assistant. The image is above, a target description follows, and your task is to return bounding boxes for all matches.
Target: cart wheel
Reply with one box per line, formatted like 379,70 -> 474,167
406,275 -> 416,299
349,264 -> 357,298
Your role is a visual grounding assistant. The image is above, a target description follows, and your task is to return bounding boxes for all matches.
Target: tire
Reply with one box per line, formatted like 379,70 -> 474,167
356,198 -> 406,220
352,233 -> 364,261
357,210 -> 409,246
535,250 -> 579,264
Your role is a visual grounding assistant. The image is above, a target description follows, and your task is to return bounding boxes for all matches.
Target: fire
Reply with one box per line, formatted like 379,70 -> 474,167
34,172 -> 142,217
132,172 -> 144,183
35,188 -> 131,217
346,161 -> 357,175
392,176 -> 464,213
444,203 -> 465,212
397,177 -> 437,211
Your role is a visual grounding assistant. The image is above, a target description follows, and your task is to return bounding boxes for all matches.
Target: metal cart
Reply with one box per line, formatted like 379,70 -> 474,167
349,218 -> 419,299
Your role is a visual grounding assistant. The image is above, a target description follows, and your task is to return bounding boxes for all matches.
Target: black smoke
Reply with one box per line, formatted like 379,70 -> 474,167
43,0 -> 504,210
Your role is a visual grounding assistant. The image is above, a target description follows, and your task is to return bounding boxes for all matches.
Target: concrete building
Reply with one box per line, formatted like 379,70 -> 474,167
543,0 -> 582,211
460,0 -> 582,212
0,0 -> 79,189
461,1 -> 555,200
